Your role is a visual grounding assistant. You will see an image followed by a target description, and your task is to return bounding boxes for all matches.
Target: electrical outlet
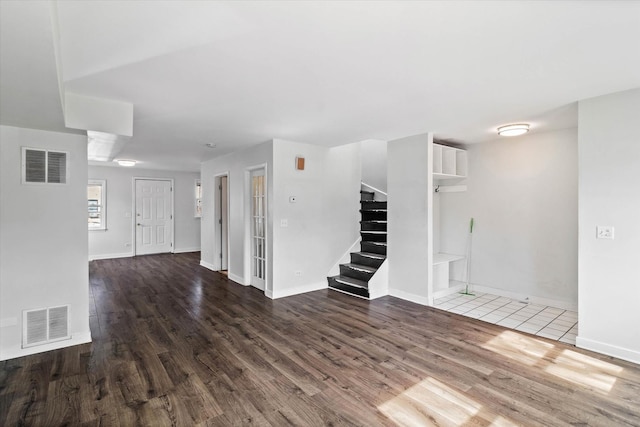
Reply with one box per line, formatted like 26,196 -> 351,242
596,226 -> 614,239
125,242 -> 132,247
295,270 -> 302,277
280,219 -> 288,227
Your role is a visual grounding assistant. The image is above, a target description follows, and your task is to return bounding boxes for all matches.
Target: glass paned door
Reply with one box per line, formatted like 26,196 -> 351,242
250,169 -> 266,290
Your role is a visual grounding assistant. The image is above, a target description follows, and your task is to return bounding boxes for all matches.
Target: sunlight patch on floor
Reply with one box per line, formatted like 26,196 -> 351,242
378,377 -> 518,426
544,348 -> 622,394
482,330 -> 554,366
490,415 -> 521,426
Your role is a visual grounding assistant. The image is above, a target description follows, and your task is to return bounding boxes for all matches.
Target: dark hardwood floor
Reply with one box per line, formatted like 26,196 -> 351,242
1,252 -> 639,426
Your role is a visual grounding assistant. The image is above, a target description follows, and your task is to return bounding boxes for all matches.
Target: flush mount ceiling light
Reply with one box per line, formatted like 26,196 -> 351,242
498,123 -> 530,137
205,143 -> 217,149
116,159 -> 136,167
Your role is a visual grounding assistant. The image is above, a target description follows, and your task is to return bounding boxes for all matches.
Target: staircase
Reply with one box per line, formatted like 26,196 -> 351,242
328,190 -> 387,298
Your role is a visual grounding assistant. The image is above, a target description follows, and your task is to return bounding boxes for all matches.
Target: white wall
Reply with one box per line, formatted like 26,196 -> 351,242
577,88 -> 640,364
361,139 -> 388,194
388,133 -> 433,305
200,139 -> 361,299
88,165 -> 201,259
272,140 -> 361,298
0,125 -> 91,361
65,93 -> 133,136
439,129 -> 578,308
201,141 -> 274,289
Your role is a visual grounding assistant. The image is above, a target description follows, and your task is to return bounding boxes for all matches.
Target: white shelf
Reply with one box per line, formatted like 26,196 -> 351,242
433,253 -> 465,265
432,143 -> 467,179
433,173 -> 464,180
433,253 -> 466,292
433,144 -> 443,174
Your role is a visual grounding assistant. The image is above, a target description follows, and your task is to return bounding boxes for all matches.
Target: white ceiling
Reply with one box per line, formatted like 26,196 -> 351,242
2,1 -> 639,172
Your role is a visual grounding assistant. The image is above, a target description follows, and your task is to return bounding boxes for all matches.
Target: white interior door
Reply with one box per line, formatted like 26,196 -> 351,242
135,179 -> 173,255
250,169 -> 266,290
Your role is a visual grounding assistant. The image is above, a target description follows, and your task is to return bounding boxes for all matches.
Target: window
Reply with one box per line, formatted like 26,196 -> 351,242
22,147 -> 68,184
88,180 -> 106,230
195,179 -> 202,217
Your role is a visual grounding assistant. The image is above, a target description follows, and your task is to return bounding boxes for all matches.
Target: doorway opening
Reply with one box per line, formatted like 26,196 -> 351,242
214,174 -> 229,273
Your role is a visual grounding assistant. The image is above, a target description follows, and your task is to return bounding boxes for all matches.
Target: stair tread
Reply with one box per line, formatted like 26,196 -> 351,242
356,251 -> 387,259
361,230 -> 387,234
360,220 -> 387,223
329,275 -> 369,289
342,263 -> 377,273
363,241 -> 387,246
359,209 -> 387,212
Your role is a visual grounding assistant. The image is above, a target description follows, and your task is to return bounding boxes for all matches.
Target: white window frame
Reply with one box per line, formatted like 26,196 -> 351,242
21,147 -> 69,185
195,179 -> 202,218
88,179 -> 107,231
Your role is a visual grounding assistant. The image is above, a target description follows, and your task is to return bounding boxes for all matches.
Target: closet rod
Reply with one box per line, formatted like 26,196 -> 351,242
434,185 -> 467,193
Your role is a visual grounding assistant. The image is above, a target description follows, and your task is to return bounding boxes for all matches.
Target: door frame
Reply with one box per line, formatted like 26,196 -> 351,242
244,164 -> 269,294
132,177 -> 175,256
213,172 -> 230,271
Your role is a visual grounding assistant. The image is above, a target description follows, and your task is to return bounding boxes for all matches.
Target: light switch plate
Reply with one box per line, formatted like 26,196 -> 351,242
596,226 -> 614,239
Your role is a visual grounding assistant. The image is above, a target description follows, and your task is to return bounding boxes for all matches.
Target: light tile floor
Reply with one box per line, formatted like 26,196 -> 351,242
434,292 -> 578,345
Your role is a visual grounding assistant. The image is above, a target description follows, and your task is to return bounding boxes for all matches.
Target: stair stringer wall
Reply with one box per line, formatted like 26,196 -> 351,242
327,237 -> 361,277
368,259 -> 389,299
361,182 -> 387,201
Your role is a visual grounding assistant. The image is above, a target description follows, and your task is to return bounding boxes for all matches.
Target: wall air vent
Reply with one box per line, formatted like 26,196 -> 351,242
22,148 -> 68,184
22,305 -> 70,348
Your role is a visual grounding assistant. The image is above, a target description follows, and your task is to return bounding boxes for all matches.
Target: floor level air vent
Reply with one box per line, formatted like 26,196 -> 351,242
22,305 -> 70,348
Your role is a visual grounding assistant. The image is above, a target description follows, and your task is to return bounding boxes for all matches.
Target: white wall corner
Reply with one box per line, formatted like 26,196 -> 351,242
174,247 -> 201,254
64,92 -> 133,136
270,281 -> 327,299
227,272 -> 247,286
388,288 -> 431,307
200,260 -> 216,271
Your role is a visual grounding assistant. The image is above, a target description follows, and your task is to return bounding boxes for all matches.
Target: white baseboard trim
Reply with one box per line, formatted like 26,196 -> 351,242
89,252 -> 133,261
576,336 -> 640,365
228,272 -> 246,286
174,247 -> 201,254
199,261 -> 246,285
270,281 -> 327,299
471,284 -> 578,312
433,281 -> 466,299
388,288 -> 431,306
0,332 -> 92,362
199,260 -> 216,271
